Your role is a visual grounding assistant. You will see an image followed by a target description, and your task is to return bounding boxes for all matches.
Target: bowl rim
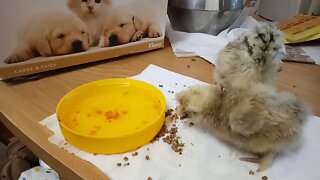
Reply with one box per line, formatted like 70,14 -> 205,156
167,6 -> 244,13
56,78 -> 166,139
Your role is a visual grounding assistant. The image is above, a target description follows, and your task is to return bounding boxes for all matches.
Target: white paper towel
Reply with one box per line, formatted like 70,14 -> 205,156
166,16 -> 260,64
165,16 -> 293,65
40,65 -> 320,180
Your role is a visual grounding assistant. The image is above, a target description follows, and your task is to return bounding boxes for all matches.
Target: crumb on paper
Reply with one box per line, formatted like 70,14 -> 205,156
188,122 -> 194,127
145,155 -> 150,160
249,170 -> 254,175
116,163 -> 122,167
262,176 -> 268,180
151,123 -> 167,142
147,148 -> 150,151
124,157 -> 129,161
180,114 -> 190,120
147,177 -> 152,180
124,162 -> 130,167
179,164 -> 181,167
165,109 -> 174,117
132,152 -> 138,156
158,84 -> 163,87
151,113 -> 185,154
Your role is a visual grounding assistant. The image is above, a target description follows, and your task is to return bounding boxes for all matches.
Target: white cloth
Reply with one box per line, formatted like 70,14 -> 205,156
166,16 -> 260,64
40,65 -> 320,180
166,16 -> 294,64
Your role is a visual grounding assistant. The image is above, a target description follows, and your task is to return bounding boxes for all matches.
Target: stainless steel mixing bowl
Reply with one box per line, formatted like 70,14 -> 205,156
168,0 -> 245,35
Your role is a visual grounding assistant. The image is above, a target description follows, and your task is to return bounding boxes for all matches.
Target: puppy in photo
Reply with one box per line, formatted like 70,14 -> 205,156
101,3 -> 162,47
5,12 -> 90,64
68,0 -> 112,46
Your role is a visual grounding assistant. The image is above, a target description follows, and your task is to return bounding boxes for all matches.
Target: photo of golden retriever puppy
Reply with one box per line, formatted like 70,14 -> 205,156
101,4 -> 162,47
67,0 -> 112,46
4,12 -> 90,64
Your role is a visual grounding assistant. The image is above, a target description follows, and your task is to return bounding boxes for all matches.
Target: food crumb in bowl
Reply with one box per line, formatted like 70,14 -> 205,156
89,130 -> 97,135
94,126 -> 101,130
96,110 -> 103,115
104,110 -> 120,120
122,92 -> 129,96
249,170 -> 254,175
122,110 -> 128,115
116,163 -> 122,167
262,176 -> 268,180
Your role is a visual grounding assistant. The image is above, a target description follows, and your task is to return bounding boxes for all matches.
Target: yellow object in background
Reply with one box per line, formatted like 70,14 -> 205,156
277,14 -> 320,44
56,78 -> 166,154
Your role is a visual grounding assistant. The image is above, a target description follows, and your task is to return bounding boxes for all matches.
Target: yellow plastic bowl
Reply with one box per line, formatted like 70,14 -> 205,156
56,78 -> 166,154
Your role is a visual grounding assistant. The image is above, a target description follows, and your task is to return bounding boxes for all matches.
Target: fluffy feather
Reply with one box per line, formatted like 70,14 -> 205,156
176,23 -> 311,171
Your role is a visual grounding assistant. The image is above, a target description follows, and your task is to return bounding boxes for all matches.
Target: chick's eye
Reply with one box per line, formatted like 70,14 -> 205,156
58,34 -> 65,39
120,23 -> 125,27
95,0 -> 101,3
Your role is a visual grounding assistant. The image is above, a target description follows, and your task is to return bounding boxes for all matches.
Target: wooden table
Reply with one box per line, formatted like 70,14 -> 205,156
1,40 -> 319,179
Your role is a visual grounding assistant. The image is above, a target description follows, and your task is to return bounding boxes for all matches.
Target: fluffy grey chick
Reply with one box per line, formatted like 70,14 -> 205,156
176,23 -> 311,171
